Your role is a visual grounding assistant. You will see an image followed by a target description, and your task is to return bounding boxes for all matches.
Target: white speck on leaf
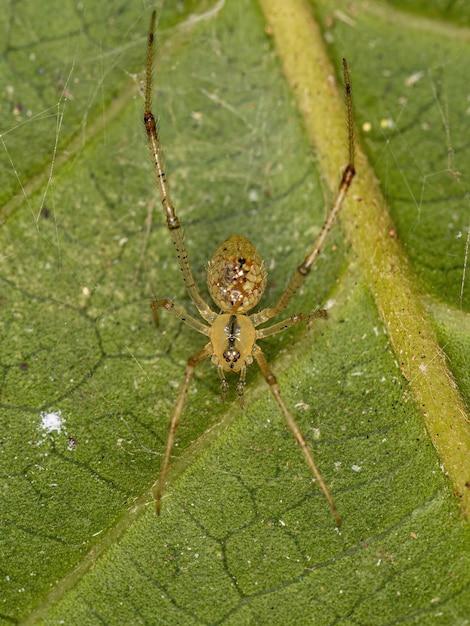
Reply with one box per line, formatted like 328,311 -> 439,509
39,410 -> 65,434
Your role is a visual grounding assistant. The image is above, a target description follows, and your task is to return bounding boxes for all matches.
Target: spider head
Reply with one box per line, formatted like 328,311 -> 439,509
207,235 -> 267,314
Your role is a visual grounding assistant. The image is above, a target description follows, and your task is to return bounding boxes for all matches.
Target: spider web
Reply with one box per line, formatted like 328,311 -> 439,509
360,62 -> 470,309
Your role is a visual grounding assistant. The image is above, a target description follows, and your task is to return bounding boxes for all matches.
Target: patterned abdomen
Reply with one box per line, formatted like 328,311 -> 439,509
207,235 -> 267,314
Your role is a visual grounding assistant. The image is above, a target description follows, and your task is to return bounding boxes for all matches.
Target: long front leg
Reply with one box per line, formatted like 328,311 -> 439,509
144,11 -> 216,324
251,59 -> 355,327
252,345 -> 341,527
156,343 -> 212,514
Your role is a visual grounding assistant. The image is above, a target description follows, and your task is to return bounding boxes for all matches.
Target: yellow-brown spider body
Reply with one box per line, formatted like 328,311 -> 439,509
144,10 -> 355,526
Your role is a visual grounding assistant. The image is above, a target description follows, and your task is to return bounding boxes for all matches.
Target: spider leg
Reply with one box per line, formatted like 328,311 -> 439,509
236,364 -> 248,408
151,298 -> 210,336
216,362 -> 248,407
144,11 -> 217,324
251,59 -> 355,327
156,342 -> 212,514
252,344 -> 341,527
254,309 -> 327,338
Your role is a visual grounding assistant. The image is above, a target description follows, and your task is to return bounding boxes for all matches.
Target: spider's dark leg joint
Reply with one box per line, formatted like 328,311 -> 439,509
297,264 -> 311,277
144,111 -> 157,132
160,299 -> 173,311
167,217 -> 181,230
265,371 -> 277,387
188,353 -> 201,368
151,298 -> 172,326
340,163 -> 356,188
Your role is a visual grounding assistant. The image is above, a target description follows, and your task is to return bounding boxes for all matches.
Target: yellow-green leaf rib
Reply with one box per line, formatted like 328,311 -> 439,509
259,0 -> 470,516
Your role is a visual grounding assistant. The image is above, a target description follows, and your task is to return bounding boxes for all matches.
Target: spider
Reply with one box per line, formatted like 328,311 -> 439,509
144,11 -> 355,527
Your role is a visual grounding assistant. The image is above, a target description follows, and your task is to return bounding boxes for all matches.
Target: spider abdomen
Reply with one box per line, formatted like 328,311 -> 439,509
207,235 -> 267,314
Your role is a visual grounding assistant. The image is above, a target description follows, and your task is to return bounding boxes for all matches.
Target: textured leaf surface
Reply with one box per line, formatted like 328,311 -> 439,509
1,1 -> 469,624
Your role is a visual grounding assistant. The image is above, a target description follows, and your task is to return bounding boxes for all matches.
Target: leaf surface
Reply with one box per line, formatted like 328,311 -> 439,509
1,1 -> 469,624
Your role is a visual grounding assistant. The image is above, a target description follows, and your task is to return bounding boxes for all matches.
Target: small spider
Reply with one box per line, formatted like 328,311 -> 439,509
144,11 -> 355,526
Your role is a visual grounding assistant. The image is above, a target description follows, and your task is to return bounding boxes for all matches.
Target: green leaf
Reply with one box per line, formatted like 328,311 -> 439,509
1,0 -> 469,624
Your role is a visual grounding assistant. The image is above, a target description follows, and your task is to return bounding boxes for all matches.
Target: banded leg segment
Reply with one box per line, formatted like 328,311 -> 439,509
252,59 -> 355,327
252,344 -> 341,527
144,11 -> 216,324
151,299 -> 210,336
254,309 -> 327,338
156,343 -> 212,514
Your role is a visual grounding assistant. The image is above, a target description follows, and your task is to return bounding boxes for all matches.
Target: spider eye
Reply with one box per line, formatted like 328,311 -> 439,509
223,348 -> 241,363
